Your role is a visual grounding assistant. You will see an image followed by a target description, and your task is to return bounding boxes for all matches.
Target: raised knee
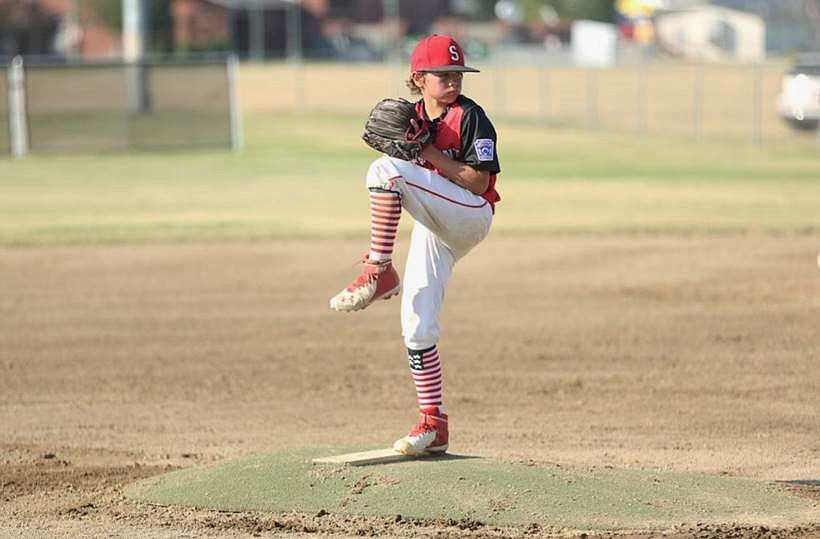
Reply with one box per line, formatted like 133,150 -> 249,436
366,155 -> 401,190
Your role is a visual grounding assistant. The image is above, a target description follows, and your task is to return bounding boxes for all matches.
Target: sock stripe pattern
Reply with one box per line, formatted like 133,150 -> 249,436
368,190 -> 401,261
408,345 -> 443,409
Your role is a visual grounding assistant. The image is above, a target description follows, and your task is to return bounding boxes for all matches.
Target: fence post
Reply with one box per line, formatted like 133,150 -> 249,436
538,63 -> 549,123
8,56 -> 29,158
586,68 -> 599,128
693,62 -> 704,141
752,62 -> 762,144
493,61 -> 505,118
816,116 -> 820,151
227,54 -> 244,152
636,54 -> 648,133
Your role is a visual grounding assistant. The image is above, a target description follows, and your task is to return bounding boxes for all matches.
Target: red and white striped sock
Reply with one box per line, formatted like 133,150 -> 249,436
408,345 -> 444,413
368,189 -> 401,262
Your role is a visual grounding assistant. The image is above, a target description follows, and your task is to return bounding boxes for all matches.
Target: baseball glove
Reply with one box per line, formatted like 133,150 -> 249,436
362,97 -> 433,161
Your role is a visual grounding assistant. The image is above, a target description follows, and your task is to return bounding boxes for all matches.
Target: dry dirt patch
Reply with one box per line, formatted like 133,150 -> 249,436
1,236 -> 818,537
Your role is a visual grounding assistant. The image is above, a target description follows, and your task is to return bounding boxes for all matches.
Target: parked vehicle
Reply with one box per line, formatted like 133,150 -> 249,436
776,53 -> 820,130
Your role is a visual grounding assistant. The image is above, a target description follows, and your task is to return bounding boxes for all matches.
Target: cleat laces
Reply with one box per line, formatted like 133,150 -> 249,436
348,271 -> 376,291
409,415 -> 436,437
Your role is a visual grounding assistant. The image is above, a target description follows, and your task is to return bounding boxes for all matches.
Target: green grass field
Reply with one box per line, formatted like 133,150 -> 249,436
1,112 -> 819,246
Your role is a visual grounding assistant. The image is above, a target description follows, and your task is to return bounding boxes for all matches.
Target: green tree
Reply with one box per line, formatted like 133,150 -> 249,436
84,0 -> 173,52
549,0 -> 614,22
469,0 -> 615,23
0,1 -> 60,55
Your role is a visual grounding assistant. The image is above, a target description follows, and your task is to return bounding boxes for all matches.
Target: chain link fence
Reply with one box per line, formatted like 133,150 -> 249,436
477,62 -> 793,142
2,56 -> 241,156
238,59 -> 812,145
3,57 -> 815,155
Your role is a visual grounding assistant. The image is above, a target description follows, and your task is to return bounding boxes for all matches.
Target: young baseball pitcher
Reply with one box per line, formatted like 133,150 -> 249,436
330,34 -> 501,455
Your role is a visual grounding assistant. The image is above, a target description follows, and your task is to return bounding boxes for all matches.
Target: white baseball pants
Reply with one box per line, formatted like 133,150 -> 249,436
366,156 -> 493,350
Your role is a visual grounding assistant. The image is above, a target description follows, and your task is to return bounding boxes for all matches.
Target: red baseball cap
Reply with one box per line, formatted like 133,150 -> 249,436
410,34 -> 480,73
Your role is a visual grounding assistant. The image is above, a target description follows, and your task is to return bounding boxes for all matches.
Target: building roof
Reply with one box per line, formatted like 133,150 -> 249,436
207,0 -> 298,7
208,0 -> 302,9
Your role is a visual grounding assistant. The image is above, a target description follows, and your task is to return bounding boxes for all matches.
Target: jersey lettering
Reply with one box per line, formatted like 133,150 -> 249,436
449,45 -> 460,61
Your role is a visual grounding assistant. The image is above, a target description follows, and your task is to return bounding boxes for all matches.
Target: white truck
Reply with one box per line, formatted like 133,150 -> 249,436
777,53 -> 820,130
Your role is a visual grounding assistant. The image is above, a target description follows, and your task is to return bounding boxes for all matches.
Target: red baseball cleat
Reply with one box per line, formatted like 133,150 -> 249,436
329,257 -> 400,312
393,406 -> 448,455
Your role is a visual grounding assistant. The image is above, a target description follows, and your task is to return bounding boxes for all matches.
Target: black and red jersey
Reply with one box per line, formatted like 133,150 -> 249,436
415,95 -> 501,209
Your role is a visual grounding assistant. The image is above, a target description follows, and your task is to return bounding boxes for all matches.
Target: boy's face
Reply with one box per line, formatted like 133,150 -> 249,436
414,71 -> 463,104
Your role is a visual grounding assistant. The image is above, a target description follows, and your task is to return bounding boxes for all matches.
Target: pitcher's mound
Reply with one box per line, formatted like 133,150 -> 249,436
125,448 -> 818,532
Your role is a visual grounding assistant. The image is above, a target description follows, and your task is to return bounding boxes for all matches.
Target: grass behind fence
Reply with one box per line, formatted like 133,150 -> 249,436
26,111 -> 232,153
240,62 -> 805,142
0,112 -> 819,246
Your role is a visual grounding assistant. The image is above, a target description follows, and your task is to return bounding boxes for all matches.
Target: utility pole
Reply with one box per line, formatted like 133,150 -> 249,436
66,0 -> 81,62
285,0 -> 302,63
8,56 -> 29,158
123,0 -> 151,112
249,2 -> 265,61
382,0 -> 400,64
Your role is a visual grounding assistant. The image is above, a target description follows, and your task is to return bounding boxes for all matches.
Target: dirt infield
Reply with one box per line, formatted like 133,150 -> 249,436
1,236 -> 818,538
